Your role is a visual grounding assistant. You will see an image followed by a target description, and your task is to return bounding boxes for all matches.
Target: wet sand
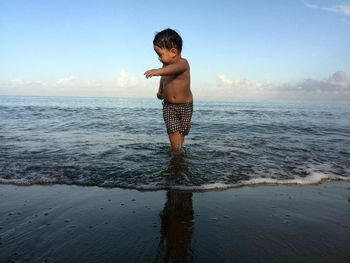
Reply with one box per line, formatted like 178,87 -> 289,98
0,182 -> 349,263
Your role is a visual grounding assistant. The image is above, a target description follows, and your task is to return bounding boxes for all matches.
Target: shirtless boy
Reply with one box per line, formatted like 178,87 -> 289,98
144,28 -> 193,152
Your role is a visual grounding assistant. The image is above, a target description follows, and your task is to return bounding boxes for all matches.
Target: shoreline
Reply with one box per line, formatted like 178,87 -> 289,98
1,172 -> 349,192
1,181 -> 349,262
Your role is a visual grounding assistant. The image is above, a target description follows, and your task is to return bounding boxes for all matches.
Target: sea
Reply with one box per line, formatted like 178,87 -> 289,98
0,95 -> 349,191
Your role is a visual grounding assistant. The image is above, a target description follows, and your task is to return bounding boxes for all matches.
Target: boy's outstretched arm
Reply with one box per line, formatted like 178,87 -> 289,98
144,59 -> 188,78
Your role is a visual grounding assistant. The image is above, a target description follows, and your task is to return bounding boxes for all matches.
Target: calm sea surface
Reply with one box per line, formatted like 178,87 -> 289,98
0,96 -> 349,190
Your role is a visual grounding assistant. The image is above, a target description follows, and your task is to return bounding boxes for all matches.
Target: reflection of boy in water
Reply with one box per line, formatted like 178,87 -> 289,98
156,191 -> 194,262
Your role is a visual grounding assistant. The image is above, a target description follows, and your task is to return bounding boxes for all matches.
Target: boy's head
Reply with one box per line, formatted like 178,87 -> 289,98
153,28 -> 182,53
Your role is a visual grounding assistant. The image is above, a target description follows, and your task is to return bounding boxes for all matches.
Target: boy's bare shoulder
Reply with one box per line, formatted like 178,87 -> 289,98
178,58 -> 190,72
180,57 -> 189,66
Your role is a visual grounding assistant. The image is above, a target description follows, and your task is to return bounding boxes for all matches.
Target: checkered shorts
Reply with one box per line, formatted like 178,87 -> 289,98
163,100 -> 193,136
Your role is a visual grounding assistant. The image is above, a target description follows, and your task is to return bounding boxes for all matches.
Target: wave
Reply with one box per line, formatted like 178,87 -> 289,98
1,171 -> 349,192
2,97 -> 349,192
128,172 -> 350,191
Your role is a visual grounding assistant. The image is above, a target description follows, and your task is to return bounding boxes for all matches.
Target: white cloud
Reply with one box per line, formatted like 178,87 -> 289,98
305,2 -> 350,16
0,70 -> 158,98
217,75 -> 255,89
1,71 -> 349,100
116,69 -> 138,88
54,70 -> 157,98
328,70 -> 350,87
0,79 -> 47,95
209,74 -> 277,100
334,4 -> 350,16
56,76 -> 80,87
114,69 -> 157,98
55,76 -> 103,90
54,76 -> 105,96
210,71 -> 350,100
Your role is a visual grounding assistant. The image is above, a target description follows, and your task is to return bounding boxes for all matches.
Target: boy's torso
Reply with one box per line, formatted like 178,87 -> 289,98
161,70 -> 192,104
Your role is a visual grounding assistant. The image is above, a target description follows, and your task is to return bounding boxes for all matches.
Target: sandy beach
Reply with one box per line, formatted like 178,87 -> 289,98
0,182 -> 349,262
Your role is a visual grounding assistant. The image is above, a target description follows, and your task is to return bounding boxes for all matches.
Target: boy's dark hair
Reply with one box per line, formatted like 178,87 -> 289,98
153,28 -> 182,53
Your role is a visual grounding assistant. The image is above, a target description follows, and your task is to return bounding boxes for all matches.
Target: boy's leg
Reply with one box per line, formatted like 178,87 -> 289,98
169,131 -> 184,152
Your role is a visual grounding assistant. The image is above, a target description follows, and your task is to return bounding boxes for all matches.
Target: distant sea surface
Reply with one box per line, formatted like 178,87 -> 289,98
1,96 -> 349,190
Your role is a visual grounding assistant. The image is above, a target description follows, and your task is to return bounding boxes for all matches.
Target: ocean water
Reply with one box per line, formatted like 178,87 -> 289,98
0,96 -> 349,190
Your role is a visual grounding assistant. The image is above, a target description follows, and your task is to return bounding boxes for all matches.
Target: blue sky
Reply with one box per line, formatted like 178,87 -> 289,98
1,0 -> 349,100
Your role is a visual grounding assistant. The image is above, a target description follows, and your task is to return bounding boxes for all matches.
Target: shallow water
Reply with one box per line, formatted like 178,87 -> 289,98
0,96 -> 349,190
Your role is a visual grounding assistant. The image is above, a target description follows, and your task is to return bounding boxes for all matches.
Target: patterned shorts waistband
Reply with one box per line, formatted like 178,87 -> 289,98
162,100 -> 193,107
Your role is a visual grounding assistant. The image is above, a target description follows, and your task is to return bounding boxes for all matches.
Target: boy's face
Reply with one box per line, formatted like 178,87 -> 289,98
153,45 -> 177,65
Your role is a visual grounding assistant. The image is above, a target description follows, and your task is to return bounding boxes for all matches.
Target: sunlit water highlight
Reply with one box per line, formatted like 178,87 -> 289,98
1,96 -> 349,190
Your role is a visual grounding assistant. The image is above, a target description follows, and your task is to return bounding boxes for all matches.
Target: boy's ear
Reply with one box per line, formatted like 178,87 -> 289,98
170,47 -> 178,56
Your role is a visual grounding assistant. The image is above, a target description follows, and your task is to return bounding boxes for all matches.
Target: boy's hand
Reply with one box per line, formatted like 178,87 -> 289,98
144,69 -> 159,78
156,91 -> 163,100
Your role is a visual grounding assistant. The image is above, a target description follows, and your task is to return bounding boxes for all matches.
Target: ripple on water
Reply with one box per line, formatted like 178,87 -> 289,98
1,97 -> 349,191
